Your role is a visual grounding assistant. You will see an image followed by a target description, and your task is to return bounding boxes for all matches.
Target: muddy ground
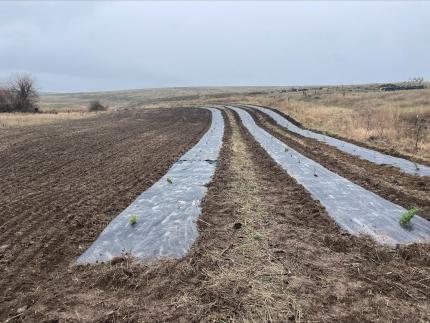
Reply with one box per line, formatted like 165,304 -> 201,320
245,106 -> 430,221
1,107 -> 429,322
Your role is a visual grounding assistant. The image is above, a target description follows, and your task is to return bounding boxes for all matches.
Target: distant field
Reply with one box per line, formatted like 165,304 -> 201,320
39,86 -> 282,110
36,83 -> 430,164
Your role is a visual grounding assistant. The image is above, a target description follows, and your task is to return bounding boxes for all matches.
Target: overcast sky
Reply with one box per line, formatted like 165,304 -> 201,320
0,1 -> 429,93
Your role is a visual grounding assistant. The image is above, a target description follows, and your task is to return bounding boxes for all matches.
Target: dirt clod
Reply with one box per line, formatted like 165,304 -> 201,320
233,222 -> 242,230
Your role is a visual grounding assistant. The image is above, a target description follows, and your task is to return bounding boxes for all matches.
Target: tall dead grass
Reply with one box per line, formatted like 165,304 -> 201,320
199,110 -> 301,321
0,111 -> 91,128
238,89 -> 430,163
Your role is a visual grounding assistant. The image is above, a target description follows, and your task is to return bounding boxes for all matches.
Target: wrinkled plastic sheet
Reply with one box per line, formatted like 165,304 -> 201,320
76,108 -> 224,264
230,106 -> 430,245
246,105 -> 430,177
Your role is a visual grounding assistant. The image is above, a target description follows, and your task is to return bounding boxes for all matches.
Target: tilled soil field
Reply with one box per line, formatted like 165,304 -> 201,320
0,107 -> 210,321
1,107 -> 429,322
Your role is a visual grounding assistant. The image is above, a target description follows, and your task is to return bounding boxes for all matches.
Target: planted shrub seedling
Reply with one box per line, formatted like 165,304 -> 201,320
130,214 -> 138,226
322,130 -> 335,137
400,208 -> 420,227
167,177 -> 173,184
285,147 -> 289,152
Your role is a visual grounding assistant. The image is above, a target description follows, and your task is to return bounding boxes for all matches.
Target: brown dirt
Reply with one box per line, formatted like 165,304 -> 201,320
244,106 -> 430,220
0,107 -> 210,321
1,107 -> 429,322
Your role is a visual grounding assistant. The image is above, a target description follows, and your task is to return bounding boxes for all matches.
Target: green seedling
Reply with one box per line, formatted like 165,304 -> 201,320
400,208 -> 420,227
167,177 -> 173,184
130,214 -> 138,226
413,162 -> 420,172
322,130 -> 336,137
285,147 -> 289,152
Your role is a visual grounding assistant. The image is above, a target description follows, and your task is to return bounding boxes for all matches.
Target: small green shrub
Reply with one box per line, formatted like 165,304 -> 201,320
322,130 -> 336,137
167,177 -> 173,184
400,208 -> 420,227
130,214 -> 138,225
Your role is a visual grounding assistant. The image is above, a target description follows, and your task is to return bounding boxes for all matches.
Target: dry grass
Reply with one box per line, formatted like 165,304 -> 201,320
237,88 -> 430,163
0,111 -> 93,128
198,110 -> 301,321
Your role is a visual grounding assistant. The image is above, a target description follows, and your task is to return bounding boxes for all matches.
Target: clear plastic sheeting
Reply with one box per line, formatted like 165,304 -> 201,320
246,105 -> 430,177
230,106 -> 430,245
76,108 -> 224,264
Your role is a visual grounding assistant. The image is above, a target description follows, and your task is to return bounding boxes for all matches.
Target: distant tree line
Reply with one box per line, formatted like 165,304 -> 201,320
379,77 -> 426,92
0,75 -> 39,112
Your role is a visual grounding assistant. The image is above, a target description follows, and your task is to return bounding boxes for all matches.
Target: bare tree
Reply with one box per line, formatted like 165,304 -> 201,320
8,75 -> 39,112
0,86 -> 13,112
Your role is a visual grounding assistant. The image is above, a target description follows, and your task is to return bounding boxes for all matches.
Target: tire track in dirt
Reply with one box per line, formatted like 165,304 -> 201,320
244,106 -> 430,221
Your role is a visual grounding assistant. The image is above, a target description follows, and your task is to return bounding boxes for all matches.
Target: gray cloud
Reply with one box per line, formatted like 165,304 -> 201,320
0,1 -> 429,92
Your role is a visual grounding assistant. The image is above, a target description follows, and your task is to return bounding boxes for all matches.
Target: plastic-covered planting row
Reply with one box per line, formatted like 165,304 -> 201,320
230,106 -> 430,245
77,108 -> 224,264
247,105 -> 430,177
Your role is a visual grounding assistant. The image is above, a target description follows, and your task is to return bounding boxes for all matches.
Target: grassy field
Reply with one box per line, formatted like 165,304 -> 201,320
237,87 -> 430,163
